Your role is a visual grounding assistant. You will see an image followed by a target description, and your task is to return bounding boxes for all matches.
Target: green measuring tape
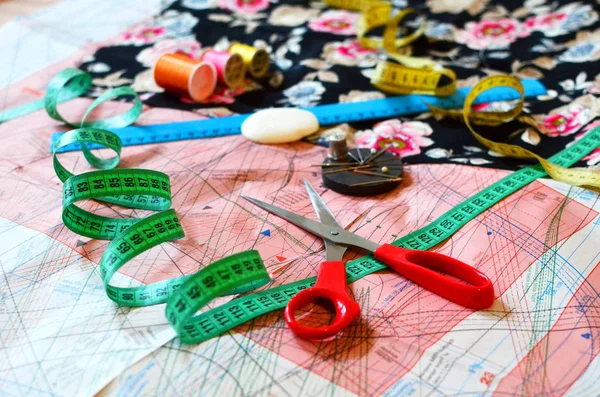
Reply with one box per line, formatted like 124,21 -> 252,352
99,212 -> 269,315
172,126 -> 600,343
47,69 -> 271,343
54,128 -> 172,239
0,68 -> 142,126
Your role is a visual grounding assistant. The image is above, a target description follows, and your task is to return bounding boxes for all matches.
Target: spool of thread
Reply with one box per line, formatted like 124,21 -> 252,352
267,71 -> 284,89
154,53 -> 217,102
201,50 -> 246,88
228,42 -> 270,78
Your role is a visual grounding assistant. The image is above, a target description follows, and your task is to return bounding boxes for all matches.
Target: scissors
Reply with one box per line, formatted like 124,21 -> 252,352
242,179 -> 494,340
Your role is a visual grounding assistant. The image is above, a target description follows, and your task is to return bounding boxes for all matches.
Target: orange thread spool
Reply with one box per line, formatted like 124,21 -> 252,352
154,53 -> 217,102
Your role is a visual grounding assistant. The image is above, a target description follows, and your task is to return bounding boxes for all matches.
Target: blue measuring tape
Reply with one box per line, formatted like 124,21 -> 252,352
51,79 -> 546,153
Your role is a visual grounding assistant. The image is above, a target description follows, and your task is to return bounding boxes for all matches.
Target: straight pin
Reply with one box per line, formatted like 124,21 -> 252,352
360,148 -> 375,164
363,147 -> 388,164
348,152 -> 361,164
353,170 -> 399,178
361,147 -> 387,164
322,164 -> 376,174
349,178 -> 403,187
309,163 -> 358,167
375,157 -> 403,164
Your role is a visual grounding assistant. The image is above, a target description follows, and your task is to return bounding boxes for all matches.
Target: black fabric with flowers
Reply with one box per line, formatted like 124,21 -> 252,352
81,0 -> 600,170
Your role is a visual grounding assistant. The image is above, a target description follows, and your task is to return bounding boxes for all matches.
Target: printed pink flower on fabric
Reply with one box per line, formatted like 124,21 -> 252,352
219,0 -> 269,14
541,104 -> 590,137
525,4 -> 597,38
122,26 -> 167,45
136,39 -> 203,67
355,120 -> 434,158
524,13 -> 568,31
322,39 -> 380,67
456,19 -> 529,50
336,40 -> 375,59
308,10 -> 359,36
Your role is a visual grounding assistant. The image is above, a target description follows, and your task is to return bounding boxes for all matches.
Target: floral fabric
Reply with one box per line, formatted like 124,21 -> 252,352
82,0 -> 600,169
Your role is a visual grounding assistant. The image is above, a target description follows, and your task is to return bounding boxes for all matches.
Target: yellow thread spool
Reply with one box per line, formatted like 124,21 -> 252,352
229,42 -> 270,78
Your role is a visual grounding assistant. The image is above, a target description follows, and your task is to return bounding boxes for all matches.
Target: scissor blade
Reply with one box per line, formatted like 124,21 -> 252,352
303,178 -> 343,229
241,195 -> 341,242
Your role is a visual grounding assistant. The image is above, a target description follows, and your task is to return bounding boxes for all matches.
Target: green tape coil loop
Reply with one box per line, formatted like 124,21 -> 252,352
80,86 -> 143,129
52,128 -> 122,181
61,168 -> 172,239
43,68 -> 143,128
45,68 -> 92,124
164,250 -> 270,343
0,68 -> 143,127
100,209 -> 186,306
53,128 -> 172,239
100,212 -> 270,311
0,68 -> 89,123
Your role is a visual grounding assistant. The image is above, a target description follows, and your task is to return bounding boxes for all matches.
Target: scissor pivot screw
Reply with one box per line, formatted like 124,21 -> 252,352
330,231 -> 339,236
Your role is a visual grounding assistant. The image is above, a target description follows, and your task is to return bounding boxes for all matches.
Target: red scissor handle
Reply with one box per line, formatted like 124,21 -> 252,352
284,261 -> 361,340
374,244 -> 495,309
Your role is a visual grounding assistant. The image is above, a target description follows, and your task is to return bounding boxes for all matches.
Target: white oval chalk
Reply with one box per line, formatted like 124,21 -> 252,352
241,108 -> 319,144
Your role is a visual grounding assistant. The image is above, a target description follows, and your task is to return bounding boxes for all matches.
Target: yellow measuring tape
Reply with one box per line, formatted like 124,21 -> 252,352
427,75 -> 600,189
326,0 -> 456,96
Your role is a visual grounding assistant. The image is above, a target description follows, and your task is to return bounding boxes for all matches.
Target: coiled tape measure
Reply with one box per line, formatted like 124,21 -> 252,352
54,127 -> 271,343
46,69 -> 271,344
328,0 -> 456,95
428,75 -> 600,189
